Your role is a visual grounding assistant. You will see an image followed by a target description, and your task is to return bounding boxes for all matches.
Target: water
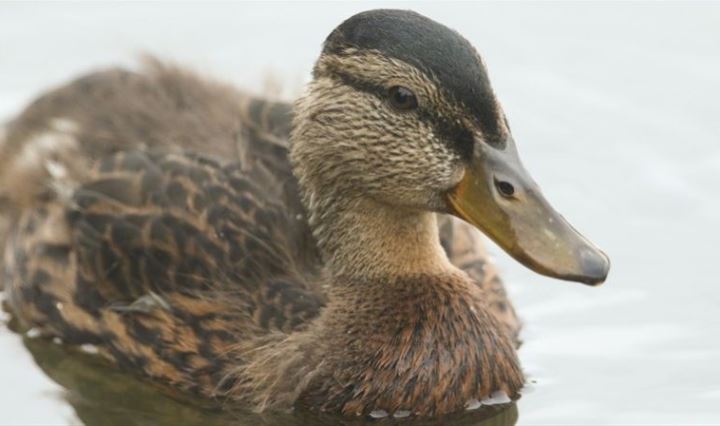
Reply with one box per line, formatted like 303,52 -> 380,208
1,2 -> 719,424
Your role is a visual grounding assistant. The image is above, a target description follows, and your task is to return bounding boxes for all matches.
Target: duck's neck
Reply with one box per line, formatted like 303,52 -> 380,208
305,191 -> 453,280
293,193 -> 525,414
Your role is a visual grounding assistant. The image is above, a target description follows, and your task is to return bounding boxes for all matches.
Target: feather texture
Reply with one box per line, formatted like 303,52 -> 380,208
1,44 -> 522,416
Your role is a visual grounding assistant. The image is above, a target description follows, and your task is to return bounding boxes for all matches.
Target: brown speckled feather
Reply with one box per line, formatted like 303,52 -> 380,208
4,148 -> 324,394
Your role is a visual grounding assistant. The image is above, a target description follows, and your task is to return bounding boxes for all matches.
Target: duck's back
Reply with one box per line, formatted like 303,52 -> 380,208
0,60 -> 327,394
3,144 -> 325,394
0,59 -> 295,210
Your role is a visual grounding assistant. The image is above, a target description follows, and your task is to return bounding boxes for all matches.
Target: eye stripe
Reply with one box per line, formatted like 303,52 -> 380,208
326,72 -> 475,160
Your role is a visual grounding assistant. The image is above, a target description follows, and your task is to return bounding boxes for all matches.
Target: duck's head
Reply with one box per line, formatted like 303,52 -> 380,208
291,9 -> 609,285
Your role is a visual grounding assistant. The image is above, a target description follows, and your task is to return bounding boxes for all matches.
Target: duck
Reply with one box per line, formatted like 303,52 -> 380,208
0,9 -> 609,418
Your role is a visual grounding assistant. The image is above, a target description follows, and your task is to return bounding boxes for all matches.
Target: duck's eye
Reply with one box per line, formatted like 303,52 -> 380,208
388,86 -> 418,111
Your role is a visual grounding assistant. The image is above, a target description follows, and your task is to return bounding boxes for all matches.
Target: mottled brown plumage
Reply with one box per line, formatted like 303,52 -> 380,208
1,9 -> 524,418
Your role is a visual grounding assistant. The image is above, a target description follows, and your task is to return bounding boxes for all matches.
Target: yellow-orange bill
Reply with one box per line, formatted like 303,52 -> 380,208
446,138 -> 610,285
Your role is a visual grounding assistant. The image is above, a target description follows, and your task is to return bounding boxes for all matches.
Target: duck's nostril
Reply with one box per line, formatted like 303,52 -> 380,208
494,178 -> 515,198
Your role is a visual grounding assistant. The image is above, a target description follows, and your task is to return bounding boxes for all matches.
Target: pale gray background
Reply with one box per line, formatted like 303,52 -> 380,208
1,2 -> 719,425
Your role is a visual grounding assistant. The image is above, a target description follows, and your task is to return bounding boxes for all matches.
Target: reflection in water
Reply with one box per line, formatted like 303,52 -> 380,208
19,329 -> 518,426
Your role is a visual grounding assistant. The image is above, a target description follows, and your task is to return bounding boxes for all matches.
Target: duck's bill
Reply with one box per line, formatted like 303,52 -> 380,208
446,140 -> 610,286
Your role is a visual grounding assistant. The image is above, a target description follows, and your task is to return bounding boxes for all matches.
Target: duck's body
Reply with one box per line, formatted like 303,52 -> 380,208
1,9 -> 608,417
1,61 -> 519,415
